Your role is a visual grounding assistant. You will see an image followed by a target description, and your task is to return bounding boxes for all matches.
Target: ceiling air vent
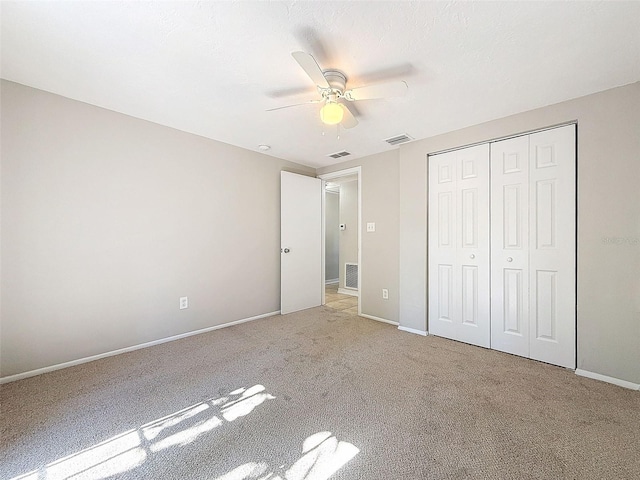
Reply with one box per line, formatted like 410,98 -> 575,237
384,134 -> 414,146
327,150 -> 352,159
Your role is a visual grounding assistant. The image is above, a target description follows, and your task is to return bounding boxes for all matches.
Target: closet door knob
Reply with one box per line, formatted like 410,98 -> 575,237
507,257 -> 513,262
470,254 -> 475,259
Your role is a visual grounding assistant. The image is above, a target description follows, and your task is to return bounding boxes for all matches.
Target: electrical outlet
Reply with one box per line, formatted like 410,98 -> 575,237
367,222 -> 376,232
382,289 -> 389,300
179,296 -> 188,309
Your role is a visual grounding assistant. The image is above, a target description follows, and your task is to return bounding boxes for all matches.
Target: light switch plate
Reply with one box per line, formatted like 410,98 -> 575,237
367,222 -> 375,232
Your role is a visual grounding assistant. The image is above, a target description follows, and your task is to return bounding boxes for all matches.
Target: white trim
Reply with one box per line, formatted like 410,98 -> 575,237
338,288 -> 359,297
360,313 -> 399,326
0,310 -> 281,384
575,369 -> 640,391
321,179 -> 326,306
318,167 -> 361,181
428,121 -> 578,157
319,167 -> 362,316
325,278 -> 339,285
398,326 -> 428,336
357,169 -> 362,317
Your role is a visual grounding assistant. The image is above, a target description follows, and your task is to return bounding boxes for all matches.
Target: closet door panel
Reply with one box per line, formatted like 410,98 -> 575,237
428,151 -> 458,340
429,144 -> 490,347
457,144 -> 490,347
491,136 -> 530,358
529,125 -> 576,368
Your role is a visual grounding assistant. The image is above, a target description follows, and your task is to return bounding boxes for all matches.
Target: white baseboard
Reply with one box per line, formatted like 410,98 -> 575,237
575,369 -> 640,391
398,326 -> 428,336
0,310 -> 281,384
359,313 -> 399,326
325,278 -> 339,285
337,288 -> 359,297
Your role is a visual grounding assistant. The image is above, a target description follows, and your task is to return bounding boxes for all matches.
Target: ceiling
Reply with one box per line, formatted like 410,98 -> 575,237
2,1 -> 639,168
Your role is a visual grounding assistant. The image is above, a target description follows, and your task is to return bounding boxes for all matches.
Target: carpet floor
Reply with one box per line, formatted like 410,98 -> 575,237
1,307 -> 639,480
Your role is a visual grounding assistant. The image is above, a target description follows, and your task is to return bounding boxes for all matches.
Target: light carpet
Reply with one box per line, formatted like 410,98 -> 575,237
1,307 -> 639,479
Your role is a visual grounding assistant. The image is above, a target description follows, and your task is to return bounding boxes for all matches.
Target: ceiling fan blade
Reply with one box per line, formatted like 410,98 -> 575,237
266,100 -> 321,112
344,81 -> 408,101
291,51 -> 330,89
340,104 -> 358,129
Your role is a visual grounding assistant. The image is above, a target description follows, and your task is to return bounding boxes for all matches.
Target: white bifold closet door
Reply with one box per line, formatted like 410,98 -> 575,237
428,124 -> 576,369
428,144 -> 491,348
491,125 -> 576,368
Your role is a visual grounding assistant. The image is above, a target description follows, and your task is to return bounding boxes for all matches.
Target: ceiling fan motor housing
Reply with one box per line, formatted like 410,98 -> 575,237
322,70 -> 347,95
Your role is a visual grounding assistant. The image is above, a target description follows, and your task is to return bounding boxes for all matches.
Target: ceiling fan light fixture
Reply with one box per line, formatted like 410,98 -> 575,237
320,102 -> 343,125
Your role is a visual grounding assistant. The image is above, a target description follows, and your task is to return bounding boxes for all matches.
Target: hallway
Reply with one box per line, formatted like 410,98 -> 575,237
324,283 -> 358,315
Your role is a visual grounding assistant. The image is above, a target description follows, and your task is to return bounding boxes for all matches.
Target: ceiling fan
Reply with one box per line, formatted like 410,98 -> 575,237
267,51 -> 408,129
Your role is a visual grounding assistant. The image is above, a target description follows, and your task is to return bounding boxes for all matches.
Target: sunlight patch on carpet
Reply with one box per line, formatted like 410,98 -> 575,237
12,429 -> 146,480
10,384 -> 275,480
149,416 -> 223,452
142,402 -> 210,441
222,385 -> 275,422
214,432 -> 360,480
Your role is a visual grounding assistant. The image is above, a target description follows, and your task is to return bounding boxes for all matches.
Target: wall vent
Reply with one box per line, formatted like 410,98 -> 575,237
345,263 -> 358,289
328,150 -> 351,159
384,134 -> 414,146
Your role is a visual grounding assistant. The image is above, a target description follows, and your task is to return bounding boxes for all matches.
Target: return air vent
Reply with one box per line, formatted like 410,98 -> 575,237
328,150 -> 351,159
345,263 -> 358,289
384,134 -> 414,146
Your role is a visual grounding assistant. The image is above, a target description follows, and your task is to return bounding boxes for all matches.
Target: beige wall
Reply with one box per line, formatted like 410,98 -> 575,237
324,191 -> 339,281
319,83 -> 638,384
338,180 -> 358,291
317,150 -> 400,323
3,79 -> 638,386
398,82 -> 640,384
0,80 -> 314,377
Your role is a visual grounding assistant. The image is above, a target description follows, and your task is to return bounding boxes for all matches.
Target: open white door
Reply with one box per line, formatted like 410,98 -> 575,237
281,171 -> 322,314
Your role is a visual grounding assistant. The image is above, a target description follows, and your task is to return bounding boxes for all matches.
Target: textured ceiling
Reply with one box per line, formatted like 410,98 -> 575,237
2,1 -> 639,168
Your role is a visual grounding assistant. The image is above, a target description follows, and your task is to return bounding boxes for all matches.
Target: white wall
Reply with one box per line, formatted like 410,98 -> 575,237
338,180 -> 358,291
324,191 -> 339,282
0,80 -> 315,378
398,82 -> 640,384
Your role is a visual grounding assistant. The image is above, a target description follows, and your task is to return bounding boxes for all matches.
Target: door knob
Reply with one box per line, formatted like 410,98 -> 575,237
469,254 -> 475,259
507,257 -> 513,262
283,248 -> 290,253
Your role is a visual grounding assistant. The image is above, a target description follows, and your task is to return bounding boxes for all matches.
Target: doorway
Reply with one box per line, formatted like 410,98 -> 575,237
319,167 -> 361,316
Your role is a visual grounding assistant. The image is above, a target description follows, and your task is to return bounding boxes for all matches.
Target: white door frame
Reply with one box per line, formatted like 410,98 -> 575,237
318,166 -> 362,316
